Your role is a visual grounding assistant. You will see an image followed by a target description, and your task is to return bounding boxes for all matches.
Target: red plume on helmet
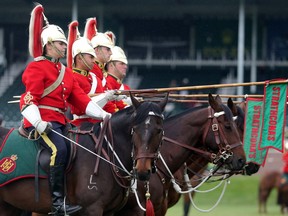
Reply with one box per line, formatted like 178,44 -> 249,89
29,4 -> 44,58
84,17 -> 97,40
105,31 -> 116,46
67,21 -> 79,69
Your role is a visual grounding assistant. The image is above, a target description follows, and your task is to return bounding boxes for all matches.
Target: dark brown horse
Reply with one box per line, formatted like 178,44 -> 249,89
278,173 -> 288,214
180,100 -> 260,216
0,95 -> 168,216
115,94 -> 247,216
259,170 -> 281,213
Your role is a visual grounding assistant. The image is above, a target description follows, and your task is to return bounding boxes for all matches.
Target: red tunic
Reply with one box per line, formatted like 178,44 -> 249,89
90,61 -> 107,87
71,69 -> 117,115
20,59 -> 91,128
105,73 -> 131,110
283,152 -> 288,173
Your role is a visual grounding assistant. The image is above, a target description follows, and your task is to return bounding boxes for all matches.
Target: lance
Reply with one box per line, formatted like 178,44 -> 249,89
147,98 -> 246,104
142,93 -> 263,99
116,79 -> 288,95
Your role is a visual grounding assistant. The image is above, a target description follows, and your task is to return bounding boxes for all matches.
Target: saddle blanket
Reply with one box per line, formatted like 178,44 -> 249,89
0,128 -> 47,186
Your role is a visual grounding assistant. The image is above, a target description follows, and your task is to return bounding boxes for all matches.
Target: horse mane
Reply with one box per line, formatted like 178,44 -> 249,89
165,105 -> 207,122
165,103 -> 234,124
111,101 -> 163,125
220,103 -> 234,121
132,101 -> 163,125
235,105 -> 245,131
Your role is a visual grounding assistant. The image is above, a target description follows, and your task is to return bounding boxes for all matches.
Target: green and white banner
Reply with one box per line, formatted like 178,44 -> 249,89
259,81 -> 287,152
243,98 -> 268,165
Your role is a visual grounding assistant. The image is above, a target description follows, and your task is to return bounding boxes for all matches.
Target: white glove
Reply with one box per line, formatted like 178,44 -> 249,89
91,91 -> 127,108
21,104 -> 52,134
85,101 -> 112,120
122,96 -> 143,106
104,90 -> 127,101
35,121 -> 52,134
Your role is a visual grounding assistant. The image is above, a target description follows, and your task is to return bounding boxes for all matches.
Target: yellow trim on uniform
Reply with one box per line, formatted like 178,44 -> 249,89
41,133 -> 57,166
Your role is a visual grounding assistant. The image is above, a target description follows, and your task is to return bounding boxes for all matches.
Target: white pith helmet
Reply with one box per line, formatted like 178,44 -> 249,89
110,46 -> 128,64
72,37 -> 96,58
91,32 -> 114,49
41,24 -> 67,47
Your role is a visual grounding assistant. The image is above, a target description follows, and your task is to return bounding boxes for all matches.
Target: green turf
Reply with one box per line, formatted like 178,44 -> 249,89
166,175 -> 282,216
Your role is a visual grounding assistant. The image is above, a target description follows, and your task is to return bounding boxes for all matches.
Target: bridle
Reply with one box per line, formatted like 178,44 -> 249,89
131,111 -> 164,174
202,106 -> 242,164
163,106 -> 242,164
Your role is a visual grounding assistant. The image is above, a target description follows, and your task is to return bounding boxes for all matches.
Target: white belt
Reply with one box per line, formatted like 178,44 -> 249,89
73,114 -> 89,119
38,105 -> 65,114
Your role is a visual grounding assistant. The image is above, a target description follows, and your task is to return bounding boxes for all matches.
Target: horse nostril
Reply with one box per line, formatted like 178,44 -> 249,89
238,158 -> 246,168
136,170 -> 151,181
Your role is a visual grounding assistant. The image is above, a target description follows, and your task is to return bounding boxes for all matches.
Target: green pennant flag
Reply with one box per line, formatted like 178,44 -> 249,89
243,98 -> 268,166
259,81 -> 288,152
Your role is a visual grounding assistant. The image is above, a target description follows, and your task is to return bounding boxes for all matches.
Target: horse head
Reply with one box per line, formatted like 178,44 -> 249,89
227,99 -> 260,175
131,93 -> 168,181
203,94 -> 246,171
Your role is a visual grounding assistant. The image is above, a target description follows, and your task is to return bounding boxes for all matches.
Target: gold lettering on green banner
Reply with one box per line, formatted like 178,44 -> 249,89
243,98 -> 267,165
259,82 -> 287,152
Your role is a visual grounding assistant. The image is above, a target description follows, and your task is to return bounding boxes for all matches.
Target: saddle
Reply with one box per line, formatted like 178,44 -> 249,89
18,123 -> 76,173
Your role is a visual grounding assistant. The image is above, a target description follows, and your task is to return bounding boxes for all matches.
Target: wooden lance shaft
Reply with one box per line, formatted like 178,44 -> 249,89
116,79 -> 288,95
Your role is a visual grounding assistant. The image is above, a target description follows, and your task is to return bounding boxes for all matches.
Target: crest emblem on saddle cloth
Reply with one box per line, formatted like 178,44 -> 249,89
0,155 -> 18,174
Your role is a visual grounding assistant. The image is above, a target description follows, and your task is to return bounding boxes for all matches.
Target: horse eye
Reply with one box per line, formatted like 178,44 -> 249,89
224,123 -> 232,130
157,128 -> 163,134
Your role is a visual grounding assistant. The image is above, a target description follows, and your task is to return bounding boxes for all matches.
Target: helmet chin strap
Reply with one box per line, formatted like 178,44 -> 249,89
49,41 -> 65,58
79,54 -> 92,70
111,62 -> 123,81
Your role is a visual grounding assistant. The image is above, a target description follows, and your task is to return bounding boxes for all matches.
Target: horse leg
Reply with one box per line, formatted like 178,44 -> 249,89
183,194 -> 190,216
259,188 -> 271,214
155,199 -> 168,216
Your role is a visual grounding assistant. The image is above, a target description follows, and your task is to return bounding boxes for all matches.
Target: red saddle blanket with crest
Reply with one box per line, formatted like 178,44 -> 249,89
0,128 -> 47,186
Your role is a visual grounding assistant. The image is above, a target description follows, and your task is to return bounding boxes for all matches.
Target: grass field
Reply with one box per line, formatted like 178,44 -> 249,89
165,175 -> 282,216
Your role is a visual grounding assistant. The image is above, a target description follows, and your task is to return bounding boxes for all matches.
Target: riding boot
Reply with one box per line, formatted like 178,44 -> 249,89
49,165 -> 82,215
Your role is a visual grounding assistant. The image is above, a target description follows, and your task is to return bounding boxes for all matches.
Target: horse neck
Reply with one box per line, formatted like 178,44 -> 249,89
110,116 -> 134,167
159,108 -> 209,175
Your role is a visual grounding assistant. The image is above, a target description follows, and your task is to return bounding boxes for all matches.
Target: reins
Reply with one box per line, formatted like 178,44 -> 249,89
163,136 -> 215,161
155,105 -> 240,192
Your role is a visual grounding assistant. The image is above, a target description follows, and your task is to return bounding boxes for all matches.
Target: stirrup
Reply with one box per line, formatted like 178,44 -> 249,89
48,197 -> 77,216
48,210 -> 69,216
49,206 -> 81,216
48,205 -> 69,216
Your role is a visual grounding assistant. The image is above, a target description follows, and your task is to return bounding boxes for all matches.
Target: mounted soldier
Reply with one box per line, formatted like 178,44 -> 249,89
84,17 -> 115,88
105,46 -> 132,110
20,4 -> 111,215
67,21 -> 125,126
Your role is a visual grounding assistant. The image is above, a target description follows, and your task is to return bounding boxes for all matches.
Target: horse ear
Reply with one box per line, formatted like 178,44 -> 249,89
208,93 -> 221,111
130,92 -> 141,109
158,92 -> 169,112
239,101 -> 246,112
227,98 -> 237,116
215,94 -> 222,103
